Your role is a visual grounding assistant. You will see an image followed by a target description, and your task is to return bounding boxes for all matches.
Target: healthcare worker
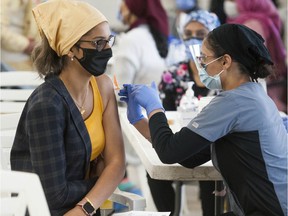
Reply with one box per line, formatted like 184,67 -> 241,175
119,24 -> 288,216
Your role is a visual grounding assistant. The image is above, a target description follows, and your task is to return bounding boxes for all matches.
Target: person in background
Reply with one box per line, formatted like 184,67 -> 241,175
210,0 -> 283,28
155,10 -> 221,216
119,23 -> 287,216
10,0 -> 125,215
224,0 -> 287,113
173,0 -> 198,38
112,0 -> 168,86
0,0 -> 42,71
165,0 -> 199,67
160,10 -> 221,109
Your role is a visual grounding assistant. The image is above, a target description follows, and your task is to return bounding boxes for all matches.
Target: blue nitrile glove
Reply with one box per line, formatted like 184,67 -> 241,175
118,84 -> 144,125
130,81 -> 164,116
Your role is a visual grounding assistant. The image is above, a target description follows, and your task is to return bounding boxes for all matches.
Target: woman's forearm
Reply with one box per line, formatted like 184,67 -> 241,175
134,117 -> 152,142
82,159 -> 125,210
134,109 -> 165,143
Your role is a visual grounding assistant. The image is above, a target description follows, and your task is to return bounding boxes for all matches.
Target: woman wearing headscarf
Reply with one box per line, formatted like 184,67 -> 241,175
173,0 -> 198,37
156,10 -> 221,216
160,10 -> 220,110
120,23 -> 287,216
224,0 -> 287,113
10,0 -> 126,215
112,0 -> 168,86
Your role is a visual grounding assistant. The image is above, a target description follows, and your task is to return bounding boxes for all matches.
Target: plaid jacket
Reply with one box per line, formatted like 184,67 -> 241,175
11,75 -> 97,215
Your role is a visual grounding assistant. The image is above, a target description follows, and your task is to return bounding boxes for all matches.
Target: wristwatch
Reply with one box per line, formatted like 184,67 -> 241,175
77,197 -> 97,216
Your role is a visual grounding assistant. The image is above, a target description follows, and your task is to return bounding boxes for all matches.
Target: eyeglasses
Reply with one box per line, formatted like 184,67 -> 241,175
78,35 -> 115,52
197,55 -> 223,69
196,55 -> 215,64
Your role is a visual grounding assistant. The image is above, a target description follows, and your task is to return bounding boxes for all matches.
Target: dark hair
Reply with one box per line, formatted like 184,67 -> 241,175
206,31 -> 274,82
31,36 -> 68,78
149,26 -> 168,58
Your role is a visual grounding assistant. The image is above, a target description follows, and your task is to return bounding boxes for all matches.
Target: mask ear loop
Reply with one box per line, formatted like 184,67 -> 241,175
212,69 -> 224,79
73,45 -> 85,61
204,56 -> 224,68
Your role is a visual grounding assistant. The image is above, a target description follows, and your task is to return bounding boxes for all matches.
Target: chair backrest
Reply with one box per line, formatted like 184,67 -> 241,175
0,113 -> 50,216
0,113 -> 21,170
1,170 -> 51,216
0,71 -> 44,114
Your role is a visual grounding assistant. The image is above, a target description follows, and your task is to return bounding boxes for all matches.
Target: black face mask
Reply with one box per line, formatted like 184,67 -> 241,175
75,47 -> 112,76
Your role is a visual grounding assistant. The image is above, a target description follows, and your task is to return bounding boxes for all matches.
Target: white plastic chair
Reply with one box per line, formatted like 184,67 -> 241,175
1,170 -> 51,216
0,113 -> 146,215
0,113 -> 20,170
0,71 -> 44,114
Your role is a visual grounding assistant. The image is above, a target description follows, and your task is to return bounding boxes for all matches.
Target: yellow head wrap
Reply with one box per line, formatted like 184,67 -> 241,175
32,0 -> 107,56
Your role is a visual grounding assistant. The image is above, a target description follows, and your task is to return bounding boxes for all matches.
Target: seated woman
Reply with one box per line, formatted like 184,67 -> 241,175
10,1 -> 126,215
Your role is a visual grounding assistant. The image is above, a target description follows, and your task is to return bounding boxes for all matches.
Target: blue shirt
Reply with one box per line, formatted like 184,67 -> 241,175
188,82 -> 287,215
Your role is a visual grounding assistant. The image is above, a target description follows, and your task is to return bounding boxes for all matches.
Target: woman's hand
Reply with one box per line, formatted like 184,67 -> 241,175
118,84 -> 144,124
122,82 -> 164,116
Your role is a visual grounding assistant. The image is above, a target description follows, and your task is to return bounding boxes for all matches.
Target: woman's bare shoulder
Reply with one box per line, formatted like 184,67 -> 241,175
95,74 -> 115,106
96,74 -> 113,87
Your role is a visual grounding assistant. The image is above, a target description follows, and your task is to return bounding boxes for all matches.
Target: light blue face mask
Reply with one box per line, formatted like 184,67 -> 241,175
198,56 -> 224,90
183,38 -> 203,61
189,44 -> 224,90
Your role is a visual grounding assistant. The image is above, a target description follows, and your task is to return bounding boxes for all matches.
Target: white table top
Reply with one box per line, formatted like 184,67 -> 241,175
119,107 -> 222,181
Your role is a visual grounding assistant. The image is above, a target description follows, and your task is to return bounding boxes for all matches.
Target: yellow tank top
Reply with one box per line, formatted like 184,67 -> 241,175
84,77 -> 105,161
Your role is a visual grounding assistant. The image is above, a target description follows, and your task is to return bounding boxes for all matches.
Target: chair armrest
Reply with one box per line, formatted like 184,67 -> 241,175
109,188 -> 146,211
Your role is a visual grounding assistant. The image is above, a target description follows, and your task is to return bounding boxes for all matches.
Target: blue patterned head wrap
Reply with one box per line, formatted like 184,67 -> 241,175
184,10 -> 220,32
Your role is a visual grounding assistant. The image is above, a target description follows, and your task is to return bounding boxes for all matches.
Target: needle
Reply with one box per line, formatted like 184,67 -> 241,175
113,73 -> 120,90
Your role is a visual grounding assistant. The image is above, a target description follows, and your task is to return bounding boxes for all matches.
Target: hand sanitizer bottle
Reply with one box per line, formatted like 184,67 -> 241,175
177,81 -> 199,126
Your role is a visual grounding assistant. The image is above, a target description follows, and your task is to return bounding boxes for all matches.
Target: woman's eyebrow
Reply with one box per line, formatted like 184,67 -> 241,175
91,35 -> 111,40
91,36 -> 105,39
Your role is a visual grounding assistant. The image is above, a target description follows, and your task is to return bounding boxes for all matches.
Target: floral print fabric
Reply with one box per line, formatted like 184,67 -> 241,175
159,63 -> 191,108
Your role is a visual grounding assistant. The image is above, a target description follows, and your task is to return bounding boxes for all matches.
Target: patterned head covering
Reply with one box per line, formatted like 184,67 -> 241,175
32,0 -> 107,56
184,9 -> 220,32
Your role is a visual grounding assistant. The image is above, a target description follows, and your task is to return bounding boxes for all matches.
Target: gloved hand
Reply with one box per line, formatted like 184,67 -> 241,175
118,84 -> 144,125
130,81 -> 164,116
282,116 -> 288,132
